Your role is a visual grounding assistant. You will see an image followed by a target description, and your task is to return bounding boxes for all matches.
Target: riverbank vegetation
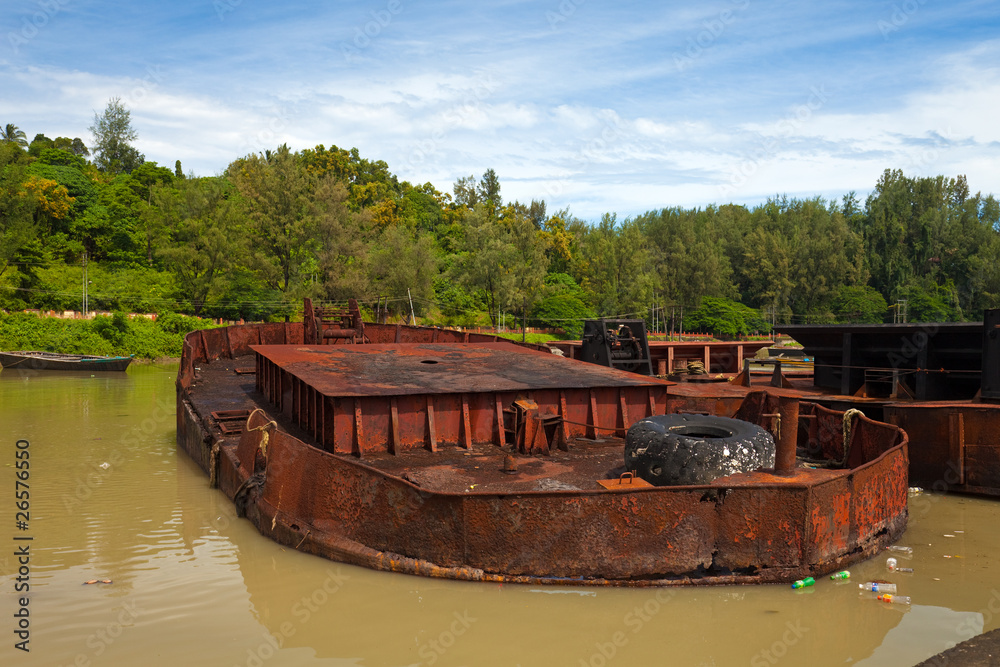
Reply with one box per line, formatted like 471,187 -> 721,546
0,311 -> 218,360
3,100 -> 999,345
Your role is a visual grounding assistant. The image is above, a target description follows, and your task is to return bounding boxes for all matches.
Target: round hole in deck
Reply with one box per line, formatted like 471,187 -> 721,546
420,359 -> 440,365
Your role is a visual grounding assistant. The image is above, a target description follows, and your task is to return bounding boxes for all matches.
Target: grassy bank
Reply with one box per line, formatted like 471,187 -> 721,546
0,312 -> 221,360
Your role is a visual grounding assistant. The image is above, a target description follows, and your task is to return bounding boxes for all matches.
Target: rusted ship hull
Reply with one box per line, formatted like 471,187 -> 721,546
176,318 -> 908,586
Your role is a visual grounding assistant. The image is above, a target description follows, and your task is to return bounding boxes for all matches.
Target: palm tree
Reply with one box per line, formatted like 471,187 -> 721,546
2,124 -> 28,148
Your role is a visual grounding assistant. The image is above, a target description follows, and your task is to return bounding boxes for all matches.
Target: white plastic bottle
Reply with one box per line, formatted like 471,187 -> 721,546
877,594 -> 911,605
860,582 -> 897,593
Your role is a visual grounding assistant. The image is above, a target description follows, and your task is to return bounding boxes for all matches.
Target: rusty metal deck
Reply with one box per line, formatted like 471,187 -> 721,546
252,342 -> 666,396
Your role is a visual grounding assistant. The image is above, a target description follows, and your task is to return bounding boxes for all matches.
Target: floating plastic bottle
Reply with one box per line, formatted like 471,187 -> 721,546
896,567 -> 914,573
860,582 -> 896,593
877,594 -> 911,605
887,545 -> 913,555
830,571 -> 851,580
886,557 -> 897,571
791,577 -> 815,589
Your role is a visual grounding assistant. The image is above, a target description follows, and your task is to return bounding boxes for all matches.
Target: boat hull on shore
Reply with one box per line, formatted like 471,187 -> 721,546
0,350 -> 133,372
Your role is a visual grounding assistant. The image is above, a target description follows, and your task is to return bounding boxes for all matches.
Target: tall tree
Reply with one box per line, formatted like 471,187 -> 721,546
478,168 -> 502,219
0,143 -> 38,287
453,175 -> 480,208
1,124 -> 28,148
453,206 -> 545,326
315,177 -> 371,302
579,213 -> 655,318
368,226 -> 438,317
70,137 -> 90,156
154,178 -> 244,315
89,97 -> 144,175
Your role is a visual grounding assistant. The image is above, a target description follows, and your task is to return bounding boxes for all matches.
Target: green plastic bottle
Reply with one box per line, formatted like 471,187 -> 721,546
791,577 -> 815,589
830,570 -> 851,580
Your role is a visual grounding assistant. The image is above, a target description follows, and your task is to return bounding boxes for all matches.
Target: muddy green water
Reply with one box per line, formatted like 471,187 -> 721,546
1,365 -> 999,667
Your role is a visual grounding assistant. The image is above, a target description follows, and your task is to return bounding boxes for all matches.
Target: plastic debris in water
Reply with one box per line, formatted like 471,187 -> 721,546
830,571 -> 850,580
791,577 -> 815,589
877,594 -> 911,605
860,582 -> 896,593
886,545 -> 913,554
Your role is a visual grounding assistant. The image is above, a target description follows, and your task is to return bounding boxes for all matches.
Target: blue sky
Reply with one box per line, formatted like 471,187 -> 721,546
3,0 -> 999,219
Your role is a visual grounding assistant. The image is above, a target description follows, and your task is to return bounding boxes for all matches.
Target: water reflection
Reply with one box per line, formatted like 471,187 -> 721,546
1,365 -> 999,666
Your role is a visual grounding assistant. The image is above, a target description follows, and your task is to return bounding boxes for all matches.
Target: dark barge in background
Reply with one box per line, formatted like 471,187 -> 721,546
762,310 -> 1000,496
175,300 -> 909,586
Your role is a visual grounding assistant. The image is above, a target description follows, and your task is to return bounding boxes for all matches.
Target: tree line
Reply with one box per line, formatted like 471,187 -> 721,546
3,99 -> 999,337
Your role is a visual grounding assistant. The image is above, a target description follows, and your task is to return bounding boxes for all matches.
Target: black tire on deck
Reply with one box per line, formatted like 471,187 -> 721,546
624,414 -> 775,486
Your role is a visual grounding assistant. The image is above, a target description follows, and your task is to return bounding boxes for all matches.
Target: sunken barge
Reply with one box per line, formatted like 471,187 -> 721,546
175,301 -> 909,586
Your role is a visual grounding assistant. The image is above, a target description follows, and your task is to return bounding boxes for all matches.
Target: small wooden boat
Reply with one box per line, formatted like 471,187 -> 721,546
0,351 -> 133,372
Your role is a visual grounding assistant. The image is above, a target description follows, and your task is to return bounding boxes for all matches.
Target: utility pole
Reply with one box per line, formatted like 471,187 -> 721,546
82,251 -> 88,317
407,288 -> 416,325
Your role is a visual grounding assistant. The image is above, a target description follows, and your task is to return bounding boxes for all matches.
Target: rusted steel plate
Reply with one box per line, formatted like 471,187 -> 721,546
886,402 -> 1000,494
597,473 -> 654,490
253,343 -> 672,397
715,486 -> 806,570
237,421 -> 906,581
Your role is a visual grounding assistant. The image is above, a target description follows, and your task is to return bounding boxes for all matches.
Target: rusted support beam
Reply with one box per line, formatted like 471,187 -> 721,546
731,359 -> 752,387
390,398 -> 400,455
495,396 -> 506,448
773,393 -> 799,474
461,394 -> 472,449
618,390 -> 629,437
426,397 -> 437,452
588,389 -> 599,439
559,391 -> 570,450
323,396 -> 335,453
353,399 -> 364,458
770,360 -> 793,388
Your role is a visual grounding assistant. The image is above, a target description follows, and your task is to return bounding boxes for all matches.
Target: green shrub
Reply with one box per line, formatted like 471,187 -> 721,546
0,311 -> 220,359
685,297 -> 771,339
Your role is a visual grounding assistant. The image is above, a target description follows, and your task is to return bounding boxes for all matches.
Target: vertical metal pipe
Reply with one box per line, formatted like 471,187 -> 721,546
775,394 -> 799,474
